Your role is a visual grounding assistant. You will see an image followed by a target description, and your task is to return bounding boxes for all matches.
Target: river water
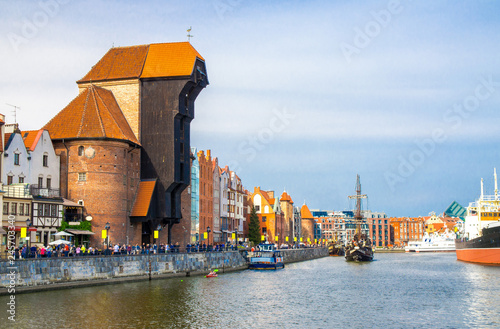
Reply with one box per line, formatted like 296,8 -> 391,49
2,253 -> 499,328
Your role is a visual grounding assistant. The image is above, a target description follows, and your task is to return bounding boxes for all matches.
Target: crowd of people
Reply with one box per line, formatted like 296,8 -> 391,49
5,240 -> 321,259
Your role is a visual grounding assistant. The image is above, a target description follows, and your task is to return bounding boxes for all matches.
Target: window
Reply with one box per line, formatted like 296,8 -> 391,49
44,204 -> 50,217
10,203 -> 17,215
78,172 -> 87,181
19,203 -> 24,216
46,178 -> 51,189
25,204 -> 30,216
43,154 -> 48,167
7,175 -> 13,185
262,216 -> 267,222
78,146 -> 84,156
19,176 -> 24,183
255,205 -> 260,211
38,177 -> 43,188
3,203 -> 8,215
14,153 -> 20,165
51,204 -> 57,217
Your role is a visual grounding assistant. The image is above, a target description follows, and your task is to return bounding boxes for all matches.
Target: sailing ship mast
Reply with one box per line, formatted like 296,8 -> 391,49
348,175 -> 367,237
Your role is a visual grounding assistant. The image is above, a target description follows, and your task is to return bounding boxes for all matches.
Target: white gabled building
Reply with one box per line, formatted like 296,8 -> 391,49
3,126 -> 30,185
2,127 -> 63,247
21,130 -> 60,192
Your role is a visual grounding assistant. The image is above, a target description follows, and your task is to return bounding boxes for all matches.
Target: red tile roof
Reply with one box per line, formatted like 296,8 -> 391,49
21,130 -> 44,152
280,191 -> 294,204
141,42 -> 204,78
301,203 -> 314,219
43,85 -> 139,145
77,42 -> 204,83
130,179 -> 157,217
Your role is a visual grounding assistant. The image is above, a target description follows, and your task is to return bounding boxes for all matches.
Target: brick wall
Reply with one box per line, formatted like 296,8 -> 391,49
55,140 -> 140,247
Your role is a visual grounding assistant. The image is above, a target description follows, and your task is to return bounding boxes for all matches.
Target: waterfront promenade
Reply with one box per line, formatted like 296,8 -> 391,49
0,247 -> 328,295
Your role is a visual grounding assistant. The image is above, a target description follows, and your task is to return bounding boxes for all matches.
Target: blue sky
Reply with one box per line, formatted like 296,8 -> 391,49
1,0 -> 500,217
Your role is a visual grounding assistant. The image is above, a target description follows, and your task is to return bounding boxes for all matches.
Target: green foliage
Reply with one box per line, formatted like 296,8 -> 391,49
248,206 -> 261,246
59,220 -> 92,232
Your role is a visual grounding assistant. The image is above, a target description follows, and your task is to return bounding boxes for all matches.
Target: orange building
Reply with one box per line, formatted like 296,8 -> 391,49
390,217 -> 425,247
198,150 -> 213,245
249,187 -> 285,244
300,203 -> 315,244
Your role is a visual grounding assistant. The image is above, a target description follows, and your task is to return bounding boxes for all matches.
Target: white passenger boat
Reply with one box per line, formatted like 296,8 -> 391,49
405,230 -> 456,252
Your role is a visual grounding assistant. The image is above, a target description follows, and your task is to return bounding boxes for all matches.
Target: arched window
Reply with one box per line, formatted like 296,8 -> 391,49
78,146 -> 84,156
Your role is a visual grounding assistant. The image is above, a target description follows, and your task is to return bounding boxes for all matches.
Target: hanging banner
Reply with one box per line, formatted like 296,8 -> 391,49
286,236 -> 289,242
275,236 -> 278,242
204,232 -> 208,239
20,227 -> 27,238
154,230 -> 159,239
261,235 -> 265,241
102,230 -> 106,239
294,237 -> 297,242
232,233 -> 236,240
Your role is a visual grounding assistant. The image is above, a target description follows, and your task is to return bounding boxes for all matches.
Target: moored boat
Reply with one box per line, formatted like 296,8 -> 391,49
405,230 -> 456,252
328,241 -> 345,256
456,169 -> 500,265
345,175 -> 374,262
248,243 -> 285,270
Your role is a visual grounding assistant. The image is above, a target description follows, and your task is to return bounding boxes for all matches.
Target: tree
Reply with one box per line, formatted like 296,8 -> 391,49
248,206 -> 261,246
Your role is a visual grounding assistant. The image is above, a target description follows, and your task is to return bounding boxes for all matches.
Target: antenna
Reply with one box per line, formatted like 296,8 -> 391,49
495,168 -> 498,201
6,103 -> 20,124
187,26 -> 194,42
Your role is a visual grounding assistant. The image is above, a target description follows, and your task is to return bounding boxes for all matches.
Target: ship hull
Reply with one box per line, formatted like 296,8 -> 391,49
455,248 -> 500,265
345,247 -> 373,262
456,225 -> 500,265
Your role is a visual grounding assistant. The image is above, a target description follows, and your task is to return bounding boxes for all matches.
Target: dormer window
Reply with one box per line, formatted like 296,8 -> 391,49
78,146 -> 84,156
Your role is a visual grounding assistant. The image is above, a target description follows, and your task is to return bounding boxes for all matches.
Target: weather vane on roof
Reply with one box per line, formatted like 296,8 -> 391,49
187,26 -> 193,42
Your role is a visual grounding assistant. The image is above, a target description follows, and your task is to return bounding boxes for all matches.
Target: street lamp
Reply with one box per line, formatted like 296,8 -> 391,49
26,218 -> 31,257
157,224 -> 162,253
207,226 -> 211,251
105,222 -> 110,250
234,228 -> 238,250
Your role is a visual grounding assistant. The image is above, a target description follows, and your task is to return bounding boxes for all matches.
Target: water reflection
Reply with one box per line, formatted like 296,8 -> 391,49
1,253 -> 499,328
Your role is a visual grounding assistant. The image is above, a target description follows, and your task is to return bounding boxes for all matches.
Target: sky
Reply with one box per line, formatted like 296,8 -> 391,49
1,0 -> 500,217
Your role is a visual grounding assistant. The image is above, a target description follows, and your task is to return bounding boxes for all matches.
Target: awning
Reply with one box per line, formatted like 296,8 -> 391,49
65,229 -> 95,235
130,179 -> 157,217
63,198 -> 83,207
3,226 -> 38,232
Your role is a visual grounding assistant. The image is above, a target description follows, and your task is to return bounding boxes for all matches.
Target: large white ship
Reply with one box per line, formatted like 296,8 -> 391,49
405,230 -> 456,252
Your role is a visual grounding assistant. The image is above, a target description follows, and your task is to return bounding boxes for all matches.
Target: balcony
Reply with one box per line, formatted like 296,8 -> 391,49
3,184 -> 31,198
29,185 -> 61,198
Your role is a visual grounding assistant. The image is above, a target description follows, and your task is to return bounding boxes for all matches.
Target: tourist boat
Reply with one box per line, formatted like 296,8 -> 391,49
345,175 -> 374,262
248,243 -> 285,270
328,240 -> 345,256
206,271 -> 218,278
455,169 -> 500,265
405,230 -> 456,252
